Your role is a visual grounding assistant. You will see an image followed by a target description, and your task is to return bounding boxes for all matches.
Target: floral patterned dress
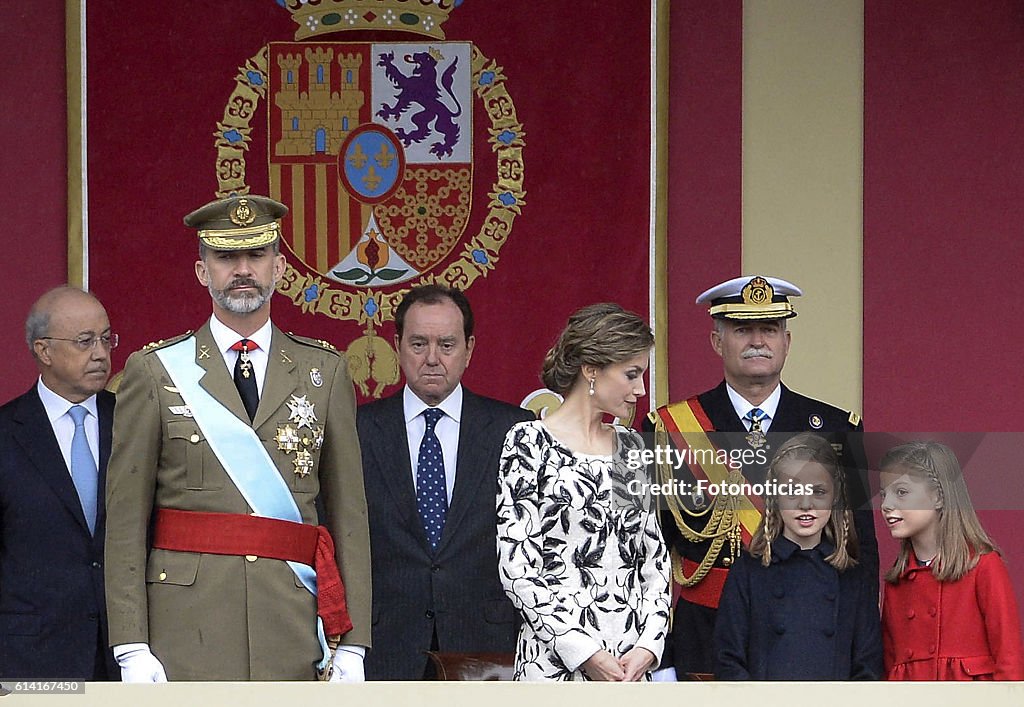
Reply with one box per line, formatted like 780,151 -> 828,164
496,420 -> 670,681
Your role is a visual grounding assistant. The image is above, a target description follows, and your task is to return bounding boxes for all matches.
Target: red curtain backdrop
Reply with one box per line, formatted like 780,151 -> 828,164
865,0 -> 1024,624
82,1 -> 654,408
665,0 -> 743,401
0,0 -> 68,401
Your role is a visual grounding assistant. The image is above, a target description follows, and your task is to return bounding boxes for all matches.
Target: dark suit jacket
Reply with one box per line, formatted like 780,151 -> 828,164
358,388 -> 534,680
646,380 -> 878,675
0,386 -> 116,680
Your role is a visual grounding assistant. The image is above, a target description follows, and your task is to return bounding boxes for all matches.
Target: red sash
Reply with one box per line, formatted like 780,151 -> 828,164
152,508 -> 352,636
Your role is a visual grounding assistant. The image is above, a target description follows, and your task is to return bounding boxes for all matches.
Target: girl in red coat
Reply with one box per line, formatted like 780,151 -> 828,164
880,441 -> 1024,680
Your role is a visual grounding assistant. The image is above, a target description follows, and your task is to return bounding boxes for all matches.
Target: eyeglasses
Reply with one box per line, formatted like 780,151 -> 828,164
39,333 -> 119,351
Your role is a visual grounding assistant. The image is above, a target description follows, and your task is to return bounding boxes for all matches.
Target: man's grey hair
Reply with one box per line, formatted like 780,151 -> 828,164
25,306 -> 51,354
25,285 -> 97,356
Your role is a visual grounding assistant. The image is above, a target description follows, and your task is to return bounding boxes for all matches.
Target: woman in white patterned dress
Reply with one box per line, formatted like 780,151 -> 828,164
497,303 -> 670,681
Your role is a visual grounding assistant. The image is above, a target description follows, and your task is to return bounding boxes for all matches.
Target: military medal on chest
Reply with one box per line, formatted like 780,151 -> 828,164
280,396 -> 319,477
274,424 -> 300,453
287,394 -> 317,429
238,346 -> 253,378
745,408 -> 769,450
745,425 -> 768,450
293,449 -> 314,478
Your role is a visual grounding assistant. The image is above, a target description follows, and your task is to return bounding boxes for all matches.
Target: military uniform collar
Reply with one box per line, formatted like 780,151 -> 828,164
726,382 -> 781,423
209,314 -> 273,355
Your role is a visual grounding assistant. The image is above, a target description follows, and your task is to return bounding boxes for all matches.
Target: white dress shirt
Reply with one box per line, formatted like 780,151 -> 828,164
725,382 -> 781,433
404,385 -> 463,503
36,377 -> 100,472
209,315 -> 273,395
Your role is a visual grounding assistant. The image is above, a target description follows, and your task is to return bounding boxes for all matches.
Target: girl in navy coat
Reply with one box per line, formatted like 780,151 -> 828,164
714,432 -> 883,680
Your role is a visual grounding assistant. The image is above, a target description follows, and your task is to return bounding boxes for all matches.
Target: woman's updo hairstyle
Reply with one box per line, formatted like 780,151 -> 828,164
541,303 -> 653,395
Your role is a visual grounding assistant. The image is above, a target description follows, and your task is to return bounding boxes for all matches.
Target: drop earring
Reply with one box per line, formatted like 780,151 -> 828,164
588,377 -> 595,396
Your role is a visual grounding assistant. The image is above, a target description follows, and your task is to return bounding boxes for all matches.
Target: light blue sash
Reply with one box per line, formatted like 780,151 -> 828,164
156,337 -> 330,669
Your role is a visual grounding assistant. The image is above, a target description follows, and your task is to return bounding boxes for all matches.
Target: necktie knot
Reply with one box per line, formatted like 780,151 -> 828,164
423,407 -> 444,430
230,338 -> 258,352
746,407 -> 766,423
69,404 -> 89,426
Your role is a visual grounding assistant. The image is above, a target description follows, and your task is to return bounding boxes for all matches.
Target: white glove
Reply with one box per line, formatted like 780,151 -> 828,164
113,643 -> 168,683
651,666 -> 678,682
328,645 -> 366,683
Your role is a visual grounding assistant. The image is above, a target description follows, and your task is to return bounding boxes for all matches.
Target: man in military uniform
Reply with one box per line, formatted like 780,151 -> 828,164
645,275 -> 876,679
104,195 -> 370,681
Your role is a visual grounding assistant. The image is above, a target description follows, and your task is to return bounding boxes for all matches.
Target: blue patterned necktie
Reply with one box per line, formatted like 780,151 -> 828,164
416,407 -> 448,549
745,407 -> 767,431
68,405 -> 98,535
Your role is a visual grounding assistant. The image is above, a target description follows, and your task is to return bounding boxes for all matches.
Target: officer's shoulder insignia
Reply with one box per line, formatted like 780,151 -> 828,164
848,411 -> 862,426
141,331 -> 193,352
285,331 -> 340,355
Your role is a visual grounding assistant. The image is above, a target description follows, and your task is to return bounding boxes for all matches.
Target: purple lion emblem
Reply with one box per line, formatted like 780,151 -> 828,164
376,50 -> 463,159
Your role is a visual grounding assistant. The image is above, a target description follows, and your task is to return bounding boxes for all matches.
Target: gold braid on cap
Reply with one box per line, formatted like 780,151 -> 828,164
199,221 -> 280,249
653,417 -> 744,587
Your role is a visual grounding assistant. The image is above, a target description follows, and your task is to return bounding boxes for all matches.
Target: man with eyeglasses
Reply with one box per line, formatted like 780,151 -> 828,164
104,195 -> 370,682
0,286 -> 118,680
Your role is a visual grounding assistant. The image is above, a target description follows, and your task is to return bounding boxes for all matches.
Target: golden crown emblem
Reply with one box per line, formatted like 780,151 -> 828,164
281,0 -> 460,41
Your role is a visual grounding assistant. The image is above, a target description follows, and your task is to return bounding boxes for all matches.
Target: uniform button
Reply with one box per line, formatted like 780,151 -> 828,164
906,649 -> 914,659
246,555 -> 258,562
159,571 -> 167,581
425,610 -> 435,619
928,606 -> 937,617
906,609 -> 915,619
88,612 -> 99,620
823,627 -> 835,637
92,561 -> 101,569
431,565 -> 440,573
824,592 -> 837,602
772,587 -> 785,599
190,434 -> 201,444
774,625 -> 785,635
929,645 -> 936,654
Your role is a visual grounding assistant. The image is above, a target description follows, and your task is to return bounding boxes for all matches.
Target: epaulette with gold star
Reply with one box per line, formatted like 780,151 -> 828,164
848,411 -> 862,426
140,331 -> 193,353
285,331 -> 340,355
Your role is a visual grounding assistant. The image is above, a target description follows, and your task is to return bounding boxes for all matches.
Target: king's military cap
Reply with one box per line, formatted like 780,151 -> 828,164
696,275 -> 803,321
184,194 -> 288,251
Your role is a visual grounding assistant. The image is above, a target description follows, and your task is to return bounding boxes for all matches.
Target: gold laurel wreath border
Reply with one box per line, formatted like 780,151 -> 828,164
212,43 -> 526,327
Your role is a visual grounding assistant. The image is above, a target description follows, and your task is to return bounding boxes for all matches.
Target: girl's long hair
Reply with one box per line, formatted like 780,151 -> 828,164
881,441 -> 997,583
749,431 -> 858,570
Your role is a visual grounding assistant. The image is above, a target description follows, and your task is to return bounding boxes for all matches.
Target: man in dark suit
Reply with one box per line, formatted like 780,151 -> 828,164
645,275 -> 877,679
358,285 -> 534,680
0,286 -> 117,680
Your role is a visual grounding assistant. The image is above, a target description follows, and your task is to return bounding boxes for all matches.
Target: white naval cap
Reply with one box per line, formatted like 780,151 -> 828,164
696,275 -> 803,320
